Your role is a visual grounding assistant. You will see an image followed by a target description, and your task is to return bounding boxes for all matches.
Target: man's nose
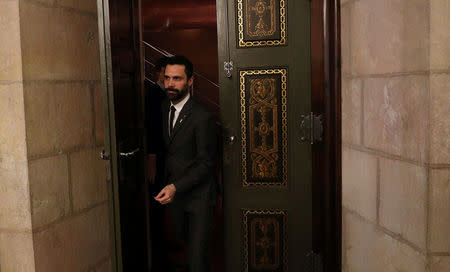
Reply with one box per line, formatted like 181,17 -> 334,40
166,78 -> 175,88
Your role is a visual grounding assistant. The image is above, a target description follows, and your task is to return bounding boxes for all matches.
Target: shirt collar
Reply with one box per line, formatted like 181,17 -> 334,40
171,93 -> 190,112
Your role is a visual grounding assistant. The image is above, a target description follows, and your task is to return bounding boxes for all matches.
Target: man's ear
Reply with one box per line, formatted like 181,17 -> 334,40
188,76 -> 194,87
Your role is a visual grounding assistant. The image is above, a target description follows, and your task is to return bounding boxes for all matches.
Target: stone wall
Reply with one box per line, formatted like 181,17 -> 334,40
0,0 -> 35,270
0,0 -> 111,271
341,0 -> 449,271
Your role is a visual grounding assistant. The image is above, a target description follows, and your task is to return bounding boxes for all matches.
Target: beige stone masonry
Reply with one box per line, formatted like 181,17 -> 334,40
342,0 -> 450,271
70,148 -> 107,212
0,0 -> 109,271
429,256 -> 450,272
350,0 -> 429,76
430,0 -> 450,71
0,83 -> 27,162
0,162 -> 32,231
0,0 -> 22,82
341,4 -> 351,75
363,75 -> 429,162
428,169 -> 450,253
379,158 -> 427,250
343,210 -> 427,272
430,74 -> 450,165
58,0 -> 98,13
19,0 -> 100,81
24,82 -> 93,157
95,258 -> 112,272
342,78 -> 362,145
0,231 -> 36,272
33,204 -> 110,272
29,155 -> 70,229
342,147 -> 377,222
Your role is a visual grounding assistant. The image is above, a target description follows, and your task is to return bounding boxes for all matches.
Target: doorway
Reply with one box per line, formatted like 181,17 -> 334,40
97,0 -> 341,271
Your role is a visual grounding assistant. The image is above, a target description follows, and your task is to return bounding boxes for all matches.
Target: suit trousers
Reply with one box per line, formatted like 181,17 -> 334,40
168,201 -> 214,272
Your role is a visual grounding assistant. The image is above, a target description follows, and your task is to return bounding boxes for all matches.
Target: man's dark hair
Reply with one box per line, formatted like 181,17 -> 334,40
155,56 -> 169,72
166,55 -> 194,79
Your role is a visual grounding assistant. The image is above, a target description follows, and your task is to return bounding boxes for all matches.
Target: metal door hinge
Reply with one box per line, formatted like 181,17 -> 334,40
300,113 -> 323,144
224,61 -> 233,78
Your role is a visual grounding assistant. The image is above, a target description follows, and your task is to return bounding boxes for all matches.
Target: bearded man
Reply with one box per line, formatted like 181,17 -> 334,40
154,55 -> 217,272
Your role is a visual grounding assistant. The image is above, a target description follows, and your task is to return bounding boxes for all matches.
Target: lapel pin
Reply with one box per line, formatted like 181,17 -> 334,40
179,114 -> 187,124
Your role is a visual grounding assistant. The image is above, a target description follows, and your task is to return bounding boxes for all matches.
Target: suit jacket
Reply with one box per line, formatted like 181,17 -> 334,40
161,97 -> 217,209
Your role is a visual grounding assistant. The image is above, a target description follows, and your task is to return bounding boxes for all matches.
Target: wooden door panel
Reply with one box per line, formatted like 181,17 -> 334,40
218,0 -> 313,271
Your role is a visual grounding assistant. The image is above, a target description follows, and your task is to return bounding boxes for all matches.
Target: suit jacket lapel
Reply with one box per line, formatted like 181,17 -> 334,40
169,97 -> 193,144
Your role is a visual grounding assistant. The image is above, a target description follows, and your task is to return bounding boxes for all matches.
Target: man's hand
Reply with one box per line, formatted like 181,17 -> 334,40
154,184 -> 176,205
147,155 -> 157,184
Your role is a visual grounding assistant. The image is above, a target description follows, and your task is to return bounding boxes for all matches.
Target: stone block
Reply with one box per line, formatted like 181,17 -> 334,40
34,0 -> 55,5
429,256 -> 450,272
428,169 -> 450,253
341,5 -> 351,75
430,0 -> 450,70
343,211 -> 426,272
379,158 -> 427,250
364,75 -> 428,162
351,0 -> 429,75
58,0 -> 98,13
19,1 -> 100,80
0,83 -> 27,162
94,83 -> 105,145
342,78 -> 362,145
96,258 -> 112,272
430,74 -> 450,164
29,155 -> 70,229
0,231 -> 35,272
342,148 -> 377,221
0,0 -> 22,81
33,204 -> 110,272
0,162 -> 32,231
70,148 -> 107,212
24,82 -> 93,157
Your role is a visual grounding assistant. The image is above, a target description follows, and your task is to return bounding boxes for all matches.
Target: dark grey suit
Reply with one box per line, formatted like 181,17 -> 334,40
161,97 -> 217,272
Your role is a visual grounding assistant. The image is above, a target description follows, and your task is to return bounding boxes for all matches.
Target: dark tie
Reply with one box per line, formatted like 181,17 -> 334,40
169,105 -> 176,136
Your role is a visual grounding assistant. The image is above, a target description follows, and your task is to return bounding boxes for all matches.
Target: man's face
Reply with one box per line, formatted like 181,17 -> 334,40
164,64 -> 193,103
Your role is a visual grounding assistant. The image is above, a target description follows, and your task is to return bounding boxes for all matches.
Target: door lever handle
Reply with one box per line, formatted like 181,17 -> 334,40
119,148 -> 140,158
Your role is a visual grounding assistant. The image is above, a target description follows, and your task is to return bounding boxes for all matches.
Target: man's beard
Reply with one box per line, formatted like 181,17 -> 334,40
165,84 -> 189,102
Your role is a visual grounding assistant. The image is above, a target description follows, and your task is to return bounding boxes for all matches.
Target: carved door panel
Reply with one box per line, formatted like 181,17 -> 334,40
218,0 -> 314,271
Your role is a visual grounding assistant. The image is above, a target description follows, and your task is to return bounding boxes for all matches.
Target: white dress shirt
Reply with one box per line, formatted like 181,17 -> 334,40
169,93 -> 190,133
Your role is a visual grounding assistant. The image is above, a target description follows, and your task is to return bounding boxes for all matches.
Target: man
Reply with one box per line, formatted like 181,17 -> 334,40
154,56 -> 217,272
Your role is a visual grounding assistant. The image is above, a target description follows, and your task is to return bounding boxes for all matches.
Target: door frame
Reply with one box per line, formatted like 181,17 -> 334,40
96,0 -> 122,270
311,0 -> 341,270
96,0 -> 341,271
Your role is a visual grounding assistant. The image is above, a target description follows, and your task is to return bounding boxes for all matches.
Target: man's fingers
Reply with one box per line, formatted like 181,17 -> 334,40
154,191 -> 165,200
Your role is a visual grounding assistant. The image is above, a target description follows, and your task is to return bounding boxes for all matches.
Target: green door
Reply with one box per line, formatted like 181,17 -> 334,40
217,0 -> 313,270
